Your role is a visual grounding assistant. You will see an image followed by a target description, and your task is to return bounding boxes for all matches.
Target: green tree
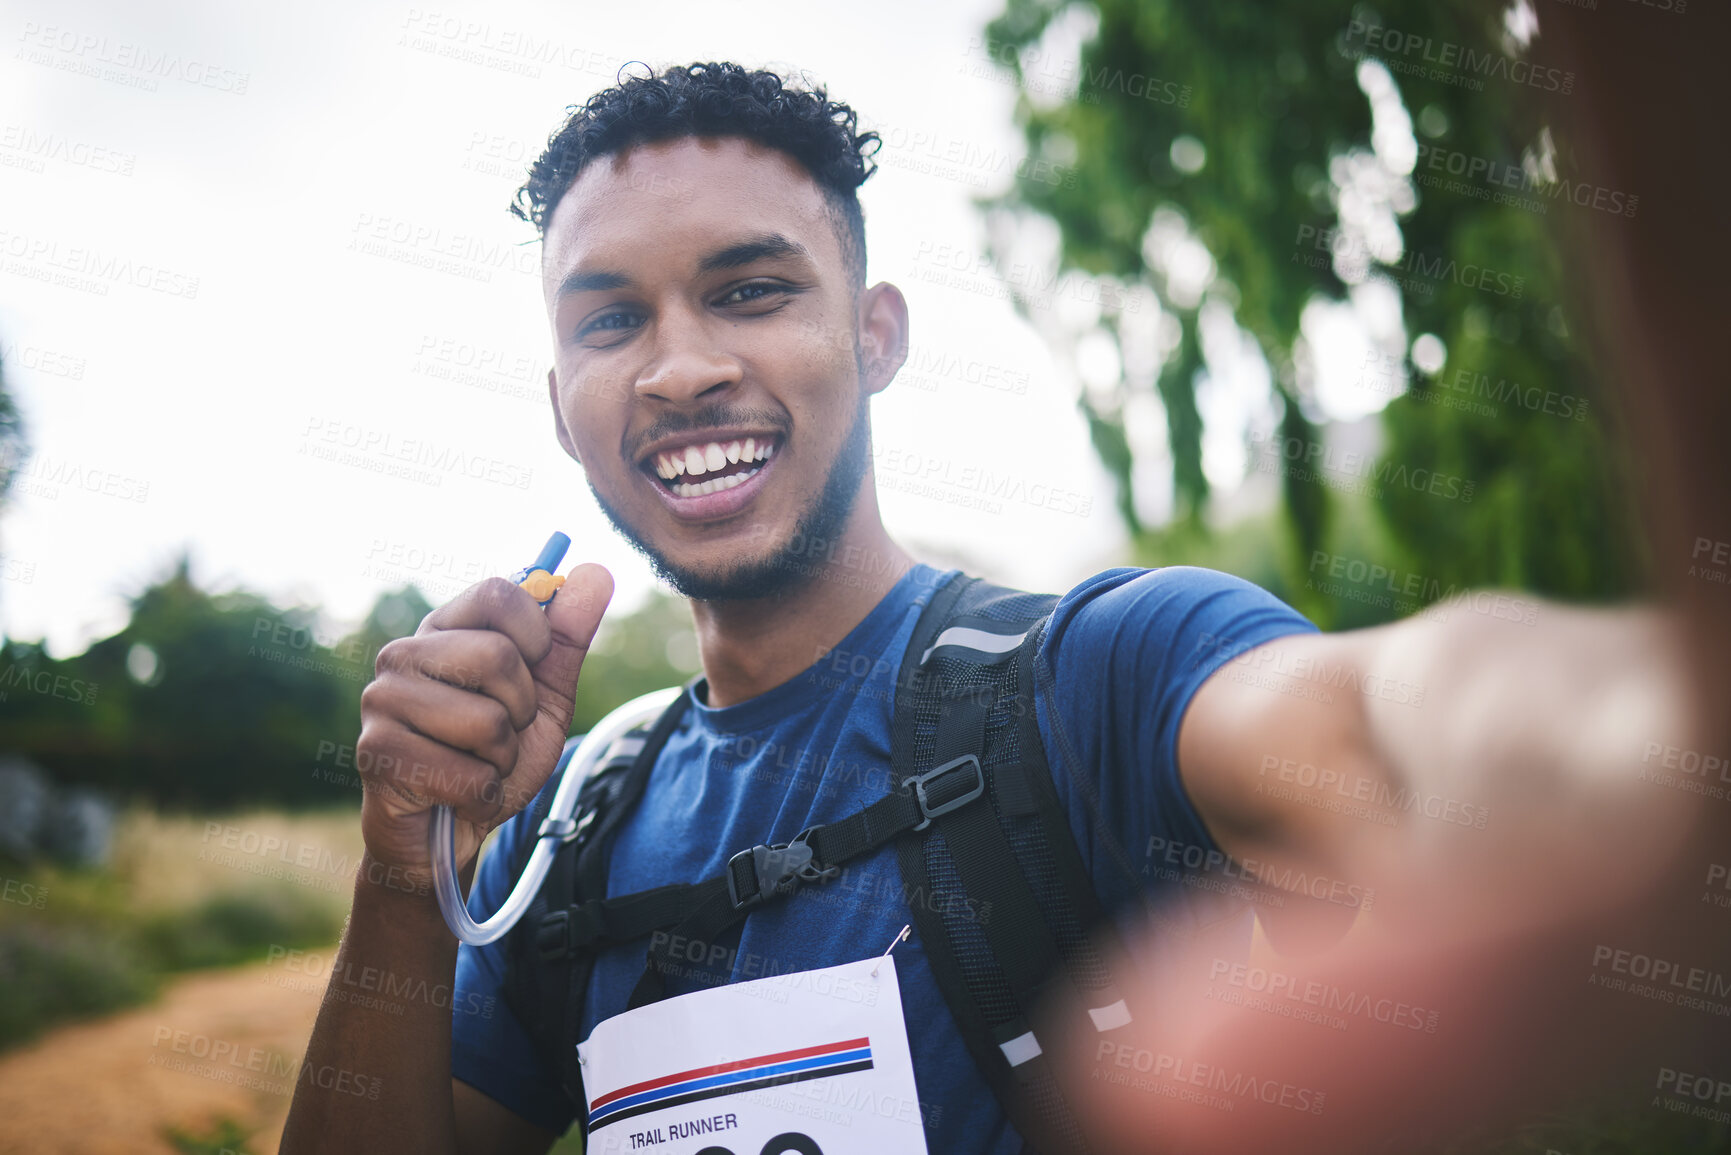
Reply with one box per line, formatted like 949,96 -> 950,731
0,557 -> 699,810
979,0 -> 1641,623
0,555 -> 374,808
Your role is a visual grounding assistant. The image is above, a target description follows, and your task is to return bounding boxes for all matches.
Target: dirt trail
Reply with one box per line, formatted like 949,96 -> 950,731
0,955 -> 331,1155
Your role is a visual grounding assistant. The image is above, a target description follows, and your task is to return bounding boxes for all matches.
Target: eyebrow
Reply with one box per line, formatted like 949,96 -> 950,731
696,233 -> 812,275
554,232 -> 813,300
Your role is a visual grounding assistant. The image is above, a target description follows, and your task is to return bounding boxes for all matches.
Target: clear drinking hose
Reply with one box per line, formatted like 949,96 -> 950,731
429,685 -> 683,945
425,530 -> 682,945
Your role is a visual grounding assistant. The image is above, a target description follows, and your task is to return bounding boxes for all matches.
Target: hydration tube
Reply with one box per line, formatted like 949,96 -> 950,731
428,532 -> 683,945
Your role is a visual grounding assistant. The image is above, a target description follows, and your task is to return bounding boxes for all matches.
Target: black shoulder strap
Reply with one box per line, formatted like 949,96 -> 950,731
500,688 -> 692,1133
500,576 -> 1141,1152
892,575 -> 1136,1155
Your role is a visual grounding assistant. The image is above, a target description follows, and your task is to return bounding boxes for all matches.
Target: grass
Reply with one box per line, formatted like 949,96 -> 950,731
163,1115 -> 256,1155
0,805 -> 362,1050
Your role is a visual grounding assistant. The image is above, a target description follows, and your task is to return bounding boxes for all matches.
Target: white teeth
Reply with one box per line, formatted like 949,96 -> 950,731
669,465 -> 760,498
655,437 -> 775,488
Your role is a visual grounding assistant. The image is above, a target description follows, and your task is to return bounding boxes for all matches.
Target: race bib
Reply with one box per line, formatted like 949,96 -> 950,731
577,956 -> 930,1155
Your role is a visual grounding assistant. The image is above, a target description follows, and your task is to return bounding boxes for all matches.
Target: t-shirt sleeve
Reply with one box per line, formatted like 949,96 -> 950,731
450,778 -> 580,1136
1033,566 -> 1318,926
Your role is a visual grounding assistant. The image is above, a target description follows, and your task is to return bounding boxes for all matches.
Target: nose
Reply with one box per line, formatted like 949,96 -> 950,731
634,306 -> 742,405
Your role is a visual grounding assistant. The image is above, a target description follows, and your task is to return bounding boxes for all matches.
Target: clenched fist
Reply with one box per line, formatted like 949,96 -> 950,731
353,564 -> 613,890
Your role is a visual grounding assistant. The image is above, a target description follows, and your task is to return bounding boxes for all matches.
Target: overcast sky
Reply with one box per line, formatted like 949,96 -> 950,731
0,0 -> 1386,656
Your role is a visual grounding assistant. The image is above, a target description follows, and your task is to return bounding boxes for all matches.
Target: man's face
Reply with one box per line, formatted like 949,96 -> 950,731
541,135 -> 883,600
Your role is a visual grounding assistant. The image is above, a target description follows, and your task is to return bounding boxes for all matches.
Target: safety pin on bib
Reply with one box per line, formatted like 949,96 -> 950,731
872,925 -> 911,977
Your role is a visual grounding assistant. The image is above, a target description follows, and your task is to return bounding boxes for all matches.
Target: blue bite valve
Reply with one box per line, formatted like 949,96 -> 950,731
512,531 -> 571,606
531,531 -> 571,575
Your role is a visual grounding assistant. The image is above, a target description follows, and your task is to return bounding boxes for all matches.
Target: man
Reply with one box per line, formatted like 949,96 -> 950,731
282,62 -> 1707,1154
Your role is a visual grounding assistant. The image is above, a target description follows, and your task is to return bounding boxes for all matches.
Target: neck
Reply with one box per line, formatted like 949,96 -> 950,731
690,490 -> 914,708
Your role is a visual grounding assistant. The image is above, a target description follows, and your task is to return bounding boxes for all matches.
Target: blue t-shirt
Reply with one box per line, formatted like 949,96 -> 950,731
452,565 -> 1315,1150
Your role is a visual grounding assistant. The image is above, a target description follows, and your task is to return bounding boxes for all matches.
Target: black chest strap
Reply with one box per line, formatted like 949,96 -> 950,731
502,573 -> 1140,1154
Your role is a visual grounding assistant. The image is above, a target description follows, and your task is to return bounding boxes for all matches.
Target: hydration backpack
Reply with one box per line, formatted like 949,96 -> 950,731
500,573 -> 1143,1153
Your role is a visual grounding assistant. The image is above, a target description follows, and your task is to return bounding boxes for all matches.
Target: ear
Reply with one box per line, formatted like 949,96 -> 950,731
856,282 -> 910,397
548,367 -> 580,463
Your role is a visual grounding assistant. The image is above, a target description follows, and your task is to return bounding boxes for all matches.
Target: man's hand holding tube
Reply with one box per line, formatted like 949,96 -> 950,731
354,564 -> 614,894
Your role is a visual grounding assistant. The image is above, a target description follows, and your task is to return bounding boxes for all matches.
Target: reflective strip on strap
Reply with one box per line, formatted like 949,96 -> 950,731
602,735 -> 645,762
920,626 -> 1028,666
1087,998 -> 1133,1032
999,1030 -> 1043,1067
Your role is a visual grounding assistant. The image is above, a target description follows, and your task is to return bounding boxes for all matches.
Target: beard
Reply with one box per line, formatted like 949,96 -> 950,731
588,394 -> 872,603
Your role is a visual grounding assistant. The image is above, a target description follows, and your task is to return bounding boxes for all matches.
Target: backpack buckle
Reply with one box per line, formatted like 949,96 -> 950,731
725,828 -> 838,911
537,807 -> 596,844
909,755 -> 985,831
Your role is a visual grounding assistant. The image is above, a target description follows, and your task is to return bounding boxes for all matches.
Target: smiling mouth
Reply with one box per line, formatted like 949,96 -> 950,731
645,435 -> 778,498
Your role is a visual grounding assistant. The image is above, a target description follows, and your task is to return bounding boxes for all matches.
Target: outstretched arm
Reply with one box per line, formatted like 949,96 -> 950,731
1178,595 -> 1701,939
1066,592 -> 1717,1154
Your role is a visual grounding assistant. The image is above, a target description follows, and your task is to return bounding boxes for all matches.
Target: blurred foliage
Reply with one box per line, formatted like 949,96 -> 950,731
164,1117 -> 257,1155
0,851 -> 343,1050
0,346 -> 24,512
0,552 -> 697,810
980,0 -> 1644,626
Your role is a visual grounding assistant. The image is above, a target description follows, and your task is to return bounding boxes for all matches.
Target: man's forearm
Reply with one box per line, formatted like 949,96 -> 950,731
1355,597 -> 1702,922
281,854 -> 463,1155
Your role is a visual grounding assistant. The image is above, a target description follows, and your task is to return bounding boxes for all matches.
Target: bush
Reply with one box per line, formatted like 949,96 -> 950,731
0,923 -> 157,1048
139,887 -> 342,972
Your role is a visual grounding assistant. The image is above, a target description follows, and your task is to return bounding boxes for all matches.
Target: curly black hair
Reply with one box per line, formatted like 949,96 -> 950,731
513,62 -> 881,287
